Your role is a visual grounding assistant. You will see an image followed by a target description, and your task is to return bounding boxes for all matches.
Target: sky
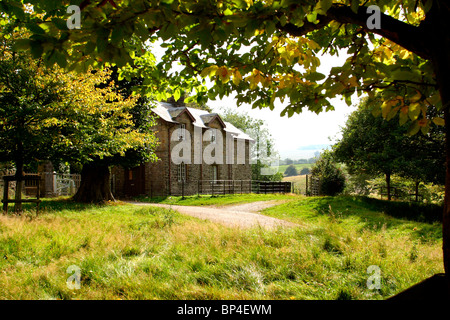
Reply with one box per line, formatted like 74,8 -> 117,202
207,54 -> 360,160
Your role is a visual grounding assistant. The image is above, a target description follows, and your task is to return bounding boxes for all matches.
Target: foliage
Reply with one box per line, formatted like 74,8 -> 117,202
342,172 -> 373,196
2,0 -> 445,134
311,151 -> 346,196
284,164 -> 298,177
368,175 -> 445,206
332,97 -> 445,192
0,28 -> 158,172
299,167 -> 311,175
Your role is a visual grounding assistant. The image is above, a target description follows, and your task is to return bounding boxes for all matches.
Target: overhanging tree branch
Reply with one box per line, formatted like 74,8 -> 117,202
278,4 -> 432,60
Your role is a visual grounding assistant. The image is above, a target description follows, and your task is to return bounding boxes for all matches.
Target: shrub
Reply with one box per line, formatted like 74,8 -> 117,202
299,167 -> 310,175
311,151 -> 346,196
284,164 -> 298,177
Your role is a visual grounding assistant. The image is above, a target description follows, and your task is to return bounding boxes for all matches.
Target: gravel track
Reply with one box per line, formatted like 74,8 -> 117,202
128,200 -> 298,230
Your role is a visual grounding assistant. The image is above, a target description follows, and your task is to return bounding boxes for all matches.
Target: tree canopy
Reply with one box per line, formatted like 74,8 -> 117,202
0,27 -> 159,205
333,96 -> 445,199
1,1 -> 445,128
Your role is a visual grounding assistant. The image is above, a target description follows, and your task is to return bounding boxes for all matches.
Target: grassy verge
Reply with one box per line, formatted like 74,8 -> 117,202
134,193 -> 299,207
0,195 -> 443,300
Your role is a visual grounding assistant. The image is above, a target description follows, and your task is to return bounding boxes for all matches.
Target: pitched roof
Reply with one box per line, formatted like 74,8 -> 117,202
151,101 -> 253,141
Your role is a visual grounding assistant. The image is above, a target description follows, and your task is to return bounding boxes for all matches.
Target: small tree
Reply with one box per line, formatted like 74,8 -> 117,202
300,167 -> 311,175
284,165 -> 298,177
311,151 -> 346,196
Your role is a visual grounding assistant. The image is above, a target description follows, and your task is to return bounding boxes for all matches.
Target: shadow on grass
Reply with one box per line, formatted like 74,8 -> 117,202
13,197 -> 118,214
313,196 -> 443,224
300,196 -> 443,242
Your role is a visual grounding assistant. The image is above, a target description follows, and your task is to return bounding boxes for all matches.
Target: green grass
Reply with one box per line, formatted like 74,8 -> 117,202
0,195 -> 444,300
135,193 -> 299,207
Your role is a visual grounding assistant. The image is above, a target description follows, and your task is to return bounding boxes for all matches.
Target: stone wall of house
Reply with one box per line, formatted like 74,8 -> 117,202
111,111 -> 252,198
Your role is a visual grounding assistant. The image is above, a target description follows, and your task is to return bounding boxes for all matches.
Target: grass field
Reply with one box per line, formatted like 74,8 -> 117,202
0,195 -> 443,300
282,175 -> 307,194
135,193 -> 299,206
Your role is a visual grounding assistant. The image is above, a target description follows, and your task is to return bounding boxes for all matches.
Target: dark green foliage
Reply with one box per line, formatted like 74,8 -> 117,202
311,151 -> 346,196
300,167 -> 311,175
284,164 -> 298,177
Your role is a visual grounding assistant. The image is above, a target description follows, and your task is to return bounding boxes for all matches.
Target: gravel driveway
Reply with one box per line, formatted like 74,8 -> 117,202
128,200 -> 298,230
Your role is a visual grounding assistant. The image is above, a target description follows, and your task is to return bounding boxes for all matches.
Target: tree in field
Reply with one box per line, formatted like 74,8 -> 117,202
284,164 -> 298,177
300,167 -> 311,175
0,29 -> 158,207
333,96 -> 445,200
311,150 -> 346,196
5,0 -> 450,291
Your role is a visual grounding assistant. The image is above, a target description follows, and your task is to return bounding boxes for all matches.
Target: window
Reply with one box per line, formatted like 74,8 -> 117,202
178,123 -> 186,141
178,162 -> 186,182
211,128 -> 216,143
212,165 -> 218,182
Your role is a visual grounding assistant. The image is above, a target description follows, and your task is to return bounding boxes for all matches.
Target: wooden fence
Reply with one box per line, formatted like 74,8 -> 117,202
1,171 -> 81,198
196,180 -> 292,196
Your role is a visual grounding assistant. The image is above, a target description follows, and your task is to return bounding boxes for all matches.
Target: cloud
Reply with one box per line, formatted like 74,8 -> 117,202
297,144 -> 330,151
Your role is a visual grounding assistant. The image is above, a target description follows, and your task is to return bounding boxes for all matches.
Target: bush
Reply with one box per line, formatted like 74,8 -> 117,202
311,151 -> 346,196
299,167 -> 310,175
344,172 -> 372,196
284,164 -> 298,177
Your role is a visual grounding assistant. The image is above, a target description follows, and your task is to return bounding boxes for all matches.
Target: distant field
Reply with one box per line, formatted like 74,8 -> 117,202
278,163 -> 313,175
283,175 -> 307,194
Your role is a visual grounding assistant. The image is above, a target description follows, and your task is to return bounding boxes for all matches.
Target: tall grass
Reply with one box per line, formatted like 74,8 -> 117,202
0,196 -> 443,300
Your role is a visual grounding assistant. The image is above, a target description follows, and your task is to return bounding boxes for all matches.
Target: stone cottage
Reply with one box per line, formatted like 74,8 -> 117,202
111,101 -> 253,197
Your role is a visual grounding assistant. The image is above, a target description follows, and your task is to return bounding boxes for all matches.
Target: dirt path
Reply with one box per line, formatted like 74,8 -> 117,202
128,200 -> 298,230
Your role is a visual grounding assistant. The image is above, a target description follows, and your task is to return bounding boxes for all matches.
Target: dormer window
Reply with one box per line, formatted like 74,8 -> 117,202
178,123 -> 186,141
211,128 -> 217,144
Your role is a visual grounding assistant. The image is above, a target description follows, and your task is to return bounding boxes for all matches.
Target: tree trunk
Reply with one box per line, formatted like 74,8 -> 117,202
386,172 -> 391,201
13,159 -> 24,213
72,162 -> 115,203
415,181 -> 419,202
428,0 -> 450,287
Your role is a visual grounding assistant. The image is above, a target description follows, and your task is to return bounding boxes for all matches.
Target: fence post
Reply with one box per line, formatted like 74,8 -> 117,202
2,178 -> 8,213
306,175 -> 309,196
181,179 -> 185,199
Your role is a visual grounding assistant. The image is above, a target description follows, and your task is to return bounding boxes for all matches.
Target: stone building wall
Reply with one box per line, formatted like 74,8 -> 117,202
111,111 -> 252,198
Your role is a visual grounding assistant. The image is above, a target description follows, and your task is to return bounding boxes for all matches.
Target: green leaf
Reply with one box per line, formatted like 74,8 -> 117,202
316,0 -> 333,14
408,103 -> 421,121
198,28 -> 213,48
407,121 -> 420,136
52,18 -> 68,30
12,39 -> 32,51
432,117 -> 445,126
306,12 -> 317,23
30,41 -> 44,58
399,111 -> 408,126
173,88 -> 181,101
304,72 -> 325,81
350,0 -> 359,14
26,23 -> 46,35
